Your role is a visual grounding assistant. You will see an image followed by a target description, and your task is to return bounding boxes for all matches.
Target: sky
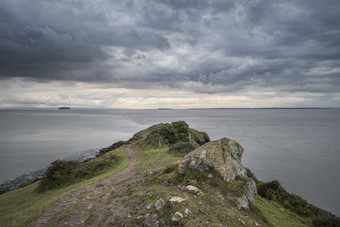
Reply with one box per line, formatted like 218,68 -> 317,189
0,0 -> 339,109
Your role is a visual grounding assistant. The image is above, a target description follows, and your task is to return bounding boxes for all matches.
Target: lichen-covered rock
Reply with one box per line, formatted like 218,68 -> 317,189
237,178 -> 257,209
177,138 -> 247,181
186,185 -> 204,196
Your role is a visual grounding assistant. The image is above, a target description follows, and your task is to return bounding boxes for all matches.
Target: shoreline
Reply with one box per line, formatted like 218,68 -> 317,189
0,149 -> 100,194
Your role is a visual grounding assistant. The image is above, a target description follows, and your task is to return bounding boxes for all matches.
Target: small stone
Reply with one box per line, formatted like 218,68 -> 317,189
239,218 -> 245,225
169,197 -> 186,203
153,221 -> 160,227
186,185 -> 203,195
153,213 -> 159,220
136,216 -> 142,220
171,212 -> 184,222
146,203 -> 152,210
154,198 -> 165,211
207,174 -> 213,178
145,213 -> 149,218
184,208 -> 193,217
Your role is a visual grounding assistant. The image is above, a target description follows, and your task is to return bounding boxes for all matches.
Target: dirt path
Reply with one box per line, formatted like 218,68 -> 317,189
28,146 -> 139,227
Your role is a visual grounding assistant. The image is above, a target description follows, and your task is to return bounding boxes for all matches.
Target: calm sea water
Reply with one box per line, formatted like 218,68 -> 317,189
0,109 -> 339,215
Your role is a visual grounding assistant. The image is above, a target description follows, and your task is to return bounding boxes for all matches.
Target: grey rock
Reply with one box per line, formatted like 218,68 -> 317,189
171,212 -> 183,222
244,178 -> 257,203
177,138 -> 247,181
237,195 -> 250,210
184,208 -> 193,217
146,203 -> 153,210
154,198 -> 165,211
237,178 -> 257,209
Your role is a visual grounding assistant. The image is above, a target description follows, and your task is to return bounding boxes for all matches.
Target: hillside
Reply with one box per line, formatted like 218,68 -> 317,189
0,121 -> 339,226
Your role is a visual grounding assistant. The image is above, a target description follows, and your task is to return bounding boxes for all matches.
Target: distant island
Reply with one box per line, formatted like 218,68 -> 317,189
158,108 -> 172,110
58,107 -> 71,110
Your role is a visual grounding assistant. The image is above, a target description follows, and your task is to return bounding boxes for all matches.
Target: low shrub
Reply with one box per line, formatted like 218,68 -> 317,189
38,154 -> 118,191
145,121 -> 190,146
312,216 -> 340,227
258,181 -> 334,218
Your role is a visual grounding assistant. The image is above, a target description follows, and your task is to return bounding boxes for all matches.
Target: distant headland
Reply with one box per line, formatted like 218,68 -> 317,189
58,107 -> 71,110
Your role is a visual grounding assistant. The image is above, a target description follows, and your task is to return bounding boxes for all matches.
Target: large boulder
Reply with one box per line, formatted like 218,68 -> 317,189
177,137 -> 247,181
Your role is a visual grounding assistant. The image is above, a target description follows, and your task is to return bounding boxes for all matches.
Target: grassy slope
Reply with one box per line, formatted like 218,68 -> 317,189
131,146 -> 313,227
0,147 -> 129,227
253,197 -> 311,227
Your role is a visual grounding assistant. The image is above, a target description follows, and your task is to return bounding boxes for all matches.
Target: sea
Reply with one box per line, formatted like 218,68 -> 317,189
0,109 -> 339,216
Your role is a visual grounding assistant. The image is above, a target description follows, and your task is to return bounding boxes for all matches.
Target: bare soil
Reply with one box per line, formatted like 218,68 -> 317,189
28,146 -> 141,227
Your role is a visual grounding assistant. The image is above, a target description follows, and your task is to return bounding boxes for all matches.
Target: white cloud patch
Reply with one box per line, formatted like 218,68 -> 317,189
1,78 -> 338,108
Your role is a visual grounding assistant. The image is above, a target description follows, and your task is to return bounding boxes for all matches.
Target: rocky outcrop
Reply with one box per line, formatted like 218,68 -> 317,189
237,178 -> 257,209
189,128 -> 210,147
177,137 -> 247,181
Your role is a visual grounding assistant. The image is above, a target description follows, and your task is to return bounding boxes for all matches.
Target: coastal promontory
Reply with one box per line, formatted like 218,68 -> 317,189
0,121 -> 339,227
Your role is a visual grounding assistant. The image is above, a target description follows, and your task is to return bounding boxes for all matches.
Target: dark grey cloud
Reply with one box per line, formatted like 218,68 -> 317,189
0,0 -> 339,96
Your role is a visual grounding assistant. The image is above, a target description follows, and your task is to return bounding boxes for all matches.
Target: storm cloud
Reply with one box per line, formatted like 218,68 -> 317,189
0,0 -> 339,107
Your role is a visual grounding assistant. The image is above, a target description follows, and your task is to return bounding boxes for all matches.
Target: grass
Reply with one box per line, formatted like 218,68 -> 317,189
0,147 -> 130,227
258,181 -> 335,217
252,196 -> 312,227
136,146 -> 182,172
168,141 -> 196,156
